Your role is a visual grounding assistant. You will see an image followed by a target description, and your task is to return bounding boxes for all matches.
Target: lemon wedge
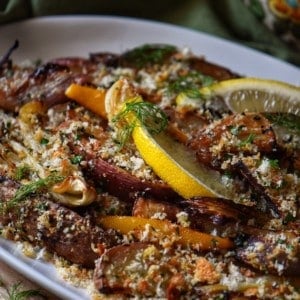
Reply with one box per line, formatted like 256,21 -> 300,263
200,78 -> 300,115
105,79 -> 237,200
132,126 -> 235,199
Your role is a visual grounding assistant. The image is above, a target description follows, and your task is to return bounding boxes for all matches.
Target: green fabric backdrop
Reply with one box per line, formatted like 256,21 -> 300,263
0,0 -> 299,67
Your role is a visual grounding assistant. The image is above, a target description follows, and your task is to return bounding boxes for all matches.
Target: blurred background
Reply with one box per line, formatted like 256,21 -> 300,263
0,0 -> 299,66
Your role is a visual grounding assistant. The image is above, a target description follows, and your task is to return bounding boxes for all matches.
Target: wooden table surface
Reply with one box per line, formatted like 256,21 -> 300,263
0,260 -> 58,299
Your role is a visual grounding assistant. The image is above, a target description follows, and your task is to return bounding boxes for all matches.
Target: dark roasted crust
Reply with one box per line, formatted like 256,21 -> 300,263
90,49 -> 239,81
94,243 -> 150,295
133,196 -> 269,237
187,57 -> 240,81
87,157 -> 180,202
0,176 -> 121,268
0,44 -> 239,114
237,232 -> 300,276
68,136 -> 180,202
0,63 -> 91,112
188,113 -> 277,169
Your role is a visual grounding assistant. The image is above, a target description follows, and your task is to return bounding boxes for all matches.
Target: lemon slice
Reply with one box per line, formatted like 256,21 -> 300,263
105,79 -> 237,200
200,78 -> 300,115
132,126 -> 236,199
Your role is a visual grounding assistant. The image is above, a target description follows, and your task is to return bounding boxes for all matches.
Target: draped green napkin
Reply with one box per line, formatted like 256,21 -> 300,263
0,0 -> 299,67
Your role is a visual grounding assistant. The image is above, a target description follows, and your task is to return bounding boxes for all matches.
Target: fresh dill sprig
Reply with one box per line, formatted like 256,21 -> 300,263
1,173 -> 64,212
264,113 -> 300,134
6,282 -> 45,300
112,99 -> 168,147
0,278 -> 45,300
113,122 -> 137,148
127,101 -> 168,134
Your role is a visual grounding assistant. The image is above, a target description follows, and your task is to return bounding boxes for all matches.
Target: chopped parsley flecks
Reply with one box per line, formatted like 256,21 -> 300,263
70,155 -> 83,165
40,137 -> 49,145
168,70 -> 214,97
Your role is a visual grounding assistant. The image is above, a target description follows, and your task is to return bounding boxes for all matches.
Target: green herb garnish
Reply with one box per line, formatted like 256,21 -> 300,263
283,212 -> 296,225
223,170 -> 233,178
70,155 -> 83,165
112,98 -> 168,147
265,113 -> 300,134
0,279 -> 45,300
269,158 -> 279,169
2,173 -> 64,212
14,165 -> 31,181
36,202 -> 49,212
239,133 -> 256,147
7,283 -> 44,300
40,137 -> 49,145
168,70 -> 214,97
121,44 -> 176,67
113,122 -> 136,148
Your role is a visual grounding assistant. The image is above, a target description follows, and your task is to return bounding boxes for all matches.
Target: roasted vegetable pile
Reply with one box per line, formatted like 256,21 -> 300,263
0,43 -> 299,299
